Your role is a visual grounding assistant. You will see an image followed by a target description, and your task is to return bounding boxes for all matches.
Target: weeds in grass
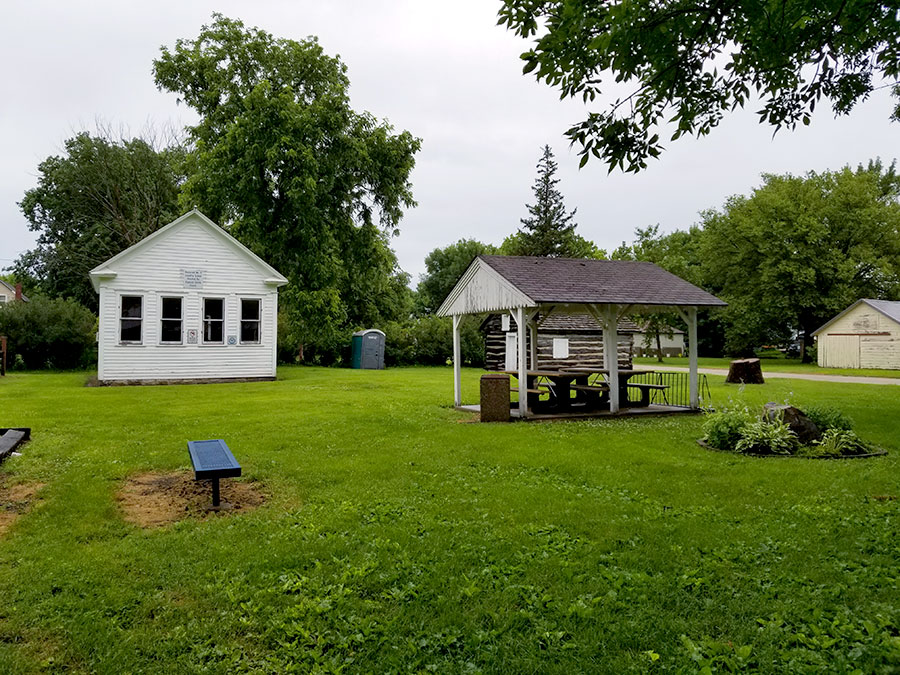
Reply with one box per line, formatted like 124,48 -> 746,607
0,368 -> 898,672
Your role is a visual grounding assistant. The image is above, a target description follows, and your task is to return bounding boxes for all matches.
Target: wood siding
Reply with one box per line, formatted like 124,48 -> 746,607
482,314 -> 633,371
817,303 -> 900,370
97,214 -> 280,381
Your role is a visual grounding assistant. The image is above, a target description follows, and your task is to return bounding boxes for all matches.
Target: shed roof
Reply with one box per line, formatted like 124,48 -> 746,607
813,298 -> 900,335
437,255 -> 725,316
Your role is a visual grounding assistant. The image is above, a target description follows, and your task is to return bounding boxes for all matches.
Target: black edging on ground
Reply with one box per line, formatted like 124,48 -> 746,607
696,438 -> 888,459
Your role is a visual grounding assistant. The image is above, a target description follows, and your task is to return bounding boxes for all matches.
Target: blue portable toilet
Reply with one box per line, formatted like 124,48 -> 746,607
351,329 -> 385,369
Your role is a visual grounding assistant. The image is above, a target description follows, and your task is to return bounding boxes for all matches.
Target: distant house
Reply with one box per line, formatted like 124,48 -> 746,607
632,323 -> 685,358
0,280 -> 28,305
481,312 -> 637,371
89,210 -> 288,384
813,299 -> 900,370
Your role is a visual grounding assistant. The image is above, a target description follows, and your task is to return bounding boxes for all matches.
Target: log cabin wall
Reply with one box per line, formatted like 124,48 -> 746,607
481,313 -> 634,371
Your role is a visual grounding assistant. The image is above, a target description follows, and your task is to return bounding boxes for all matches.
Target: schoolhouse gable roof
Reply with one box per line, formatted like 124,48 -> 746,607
89,209 -> 288,291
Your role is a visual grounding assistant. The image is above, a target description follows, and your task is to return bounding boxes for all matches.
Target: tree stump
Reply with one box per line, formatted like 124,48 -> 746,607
725,358 -> 765,384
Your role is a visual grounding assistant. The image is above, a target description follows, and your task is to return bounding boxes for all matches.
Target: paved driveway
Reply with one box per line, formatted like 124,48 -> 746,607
633,365 -> 900,386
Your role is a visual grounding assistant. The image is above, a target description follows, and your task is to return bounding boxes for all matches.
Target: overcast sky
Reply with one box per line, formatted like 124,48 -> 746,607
1,0 -> 897,286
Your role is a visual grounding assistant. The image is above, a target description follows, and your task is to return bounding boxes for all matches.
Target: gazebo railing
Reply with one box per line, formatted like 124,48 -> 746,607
625,371 -> 711,409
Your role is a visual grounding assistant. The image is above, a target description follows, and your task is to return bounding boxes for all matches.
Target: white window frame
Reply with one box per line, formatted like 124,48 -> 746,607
202,297 -> 225,345
553,337 -> 570,359
501,314 -> 510,332
159,296 -> 184,345
119,295 -> 143,345
240,297 -> 262,345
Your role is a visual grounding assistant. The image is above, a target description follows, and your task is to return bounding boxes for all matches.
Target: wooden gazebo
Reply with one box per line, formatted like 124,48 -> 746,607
437,255 -> 726,417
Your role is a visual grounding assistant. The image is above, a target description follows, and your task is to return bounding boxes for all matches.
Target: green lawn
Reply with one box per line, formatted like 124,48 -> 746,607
635,356 -> 900,379
1,367 -> 898,673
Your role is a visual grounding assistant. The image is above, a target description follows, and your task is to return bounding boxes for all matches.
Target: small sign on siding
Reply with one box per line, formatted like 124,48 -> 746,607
182,269 -> 205,288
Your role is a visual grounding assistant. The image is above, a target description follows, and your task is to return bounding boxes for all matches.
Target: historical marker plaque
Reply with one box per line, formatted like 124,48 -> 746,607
181,269 -> 205,289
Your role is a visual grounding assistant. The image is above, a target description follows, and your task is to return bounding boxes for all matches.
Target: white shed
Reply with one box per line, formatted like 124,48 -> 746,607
813,299 -> 900,370
89,210 -> 288,384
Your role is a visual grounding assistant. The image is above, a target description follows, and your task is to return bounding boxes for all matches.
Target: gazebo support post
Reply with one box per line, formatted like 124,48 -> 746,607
687,306 -> 699,409
517,306 -> 528,418
604,306 -> 620,413
452,314 -> 462,407
676,306 -> 700,409
529,322 -> 538,370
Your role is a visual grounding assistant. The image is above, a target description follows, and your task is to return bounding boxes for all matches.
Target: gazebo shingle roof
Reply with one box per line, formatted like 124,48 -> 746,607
479,255 -> 725,307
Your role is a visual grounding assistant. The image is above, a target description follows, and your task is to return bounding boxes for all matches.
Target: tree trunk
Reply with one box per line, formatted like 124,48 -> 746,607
655,331 -> 663,363
800,326 -> 813,363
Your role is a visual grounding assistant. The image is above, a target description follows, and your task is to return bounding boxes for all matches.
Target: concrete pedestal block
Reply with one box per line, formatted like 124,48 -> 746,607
480,373 -> 510,422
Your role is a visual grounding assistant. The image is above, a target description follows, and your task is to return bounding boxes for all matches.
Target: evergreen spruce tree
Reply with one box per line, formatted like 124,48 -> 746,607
513,145 -> 579,257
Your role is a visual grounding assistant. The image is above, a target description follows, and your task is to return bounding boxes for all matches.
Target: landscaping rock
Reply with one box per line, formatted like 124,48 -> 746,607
763,403 -> 821,444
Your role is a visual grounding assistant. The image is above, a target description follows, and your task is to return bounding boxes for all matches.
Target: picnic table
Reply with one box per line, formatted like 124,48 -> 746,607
503,368 -> 668,413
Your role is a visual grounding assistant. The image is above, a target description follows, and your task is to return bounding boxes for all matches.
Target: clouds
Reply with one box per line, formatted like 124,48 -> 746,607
2,1 -> 896,283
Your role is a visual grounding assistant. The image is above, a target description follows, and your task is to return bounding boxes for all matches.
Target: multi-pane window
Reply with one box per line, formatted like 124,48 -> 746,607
120,296 -> 143,343
160,297 -> 183,344
203,298 -> 224,344
240,299 -> 261,344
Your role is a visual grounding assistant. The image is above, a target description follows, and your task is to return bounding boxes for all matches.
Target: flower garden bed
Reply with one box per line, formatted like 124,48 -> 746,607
699,402 -> 888,458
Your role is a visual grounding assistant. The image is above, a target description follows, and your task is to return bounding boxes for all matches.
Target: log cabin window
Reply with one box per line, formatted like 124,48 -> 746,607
160,297 -> 183,344
120,295 -> 143,343
203,298 -> 224,344
240,299 -> 261,344
552,337 -> 569,359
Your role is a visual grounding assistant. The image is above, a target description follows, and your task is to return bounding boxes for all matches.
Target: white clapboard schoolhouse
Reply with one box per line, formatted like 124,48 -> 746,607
90,210 -> 288,384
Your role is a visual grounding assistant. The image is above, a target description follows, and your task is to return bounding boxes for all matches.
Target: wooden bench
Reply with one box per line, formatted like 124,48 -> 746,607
188,439 -> 241,508
626,383 -> 669,406
570,383 -> 610,392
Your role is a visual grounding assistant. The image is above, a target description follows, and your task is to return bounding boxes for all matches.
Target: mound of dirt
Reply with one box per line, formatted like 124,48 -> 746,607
0,482 -> 45,535
117,472 -> 265,529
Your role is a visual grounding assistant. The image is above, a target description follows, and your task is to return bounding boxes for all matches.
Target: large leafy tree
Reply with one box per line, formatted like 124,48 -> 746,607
502,145 -> 601,257
700,161 -> 900,358
415,239 -> 497,316
498,1 -> 900,172
153,15 -> 420,360
14,132 -> 183,310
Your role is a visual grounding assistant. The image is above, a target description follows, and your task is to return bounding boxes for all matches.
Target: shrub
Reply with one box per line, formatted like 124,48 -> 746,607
803,404 -> 853,432
799,428 -> 870,457
734,418 -> 798,455
702,408 -> 751,451
383,316 -> 484,367
0,296 -> 96,369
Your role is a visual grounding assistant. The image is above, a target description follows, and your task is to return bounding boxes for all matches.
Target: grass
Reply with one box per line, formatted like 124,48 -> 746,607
634,356 -> 900,379
0,366 -> 899,673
